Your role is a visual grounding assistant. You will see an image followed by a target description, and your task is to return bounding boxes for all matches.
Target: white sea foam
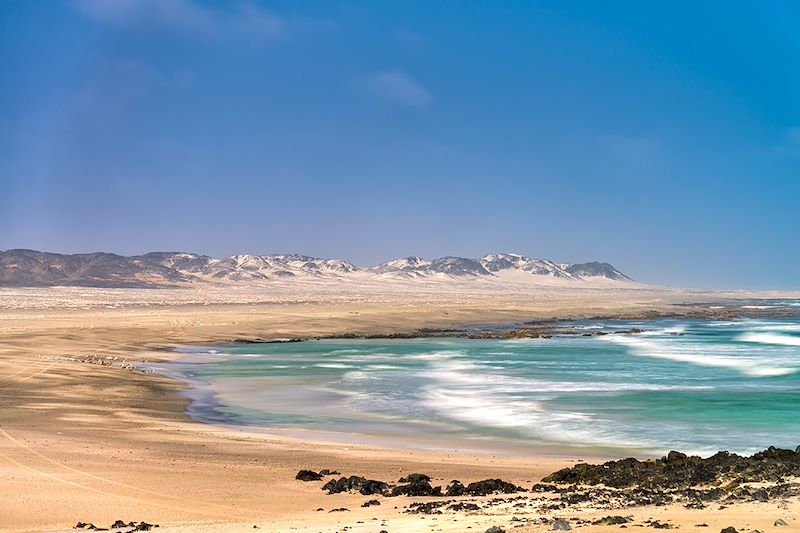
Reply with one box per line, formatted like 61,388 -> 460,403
748,324 -> 800,332
420,357 -> 712,394
640,325 -> 687,336
366,364 -> 403,370
314,363 -> 352,369
421,385 -> 657,450
738,332 -> 800,347
408,350 -> 464,361
607,335 -> 798,377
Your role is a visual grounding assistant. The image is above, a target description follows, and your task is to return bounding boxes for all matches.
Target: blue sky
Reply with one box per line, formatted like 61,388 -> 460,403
1,1 -> 798,289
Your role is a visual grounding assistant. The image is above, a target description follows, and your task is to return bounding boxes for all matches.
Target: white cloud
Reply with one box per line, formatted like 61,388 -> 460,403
72,0 -> 289,39
72,0 -> 213,31
364,69 -> 432,108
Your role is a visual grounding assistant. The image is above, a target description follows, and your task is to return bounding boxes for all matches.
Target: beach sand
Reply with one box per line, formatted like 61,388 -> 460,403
1,285 -> 799,532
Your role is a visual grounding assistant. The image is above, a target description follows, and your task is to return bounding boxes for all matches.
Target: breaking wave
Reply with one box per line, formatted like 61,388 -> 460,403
606,335 -> 798,377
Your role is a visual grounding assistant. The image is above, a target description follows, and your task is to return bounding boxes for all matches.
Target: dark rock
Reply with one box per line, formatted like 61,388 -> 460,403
650,522 -> 671,530
110,521 -> 128,529
390,480 -> 442,497
752,488 -> 769,502
720,528 -> 737,533
296,470 -> 324,481
775,519 -> 789,526
552,519 -> 571,531
448,502 -> 480,511
406,501 -> 447,514
445,480 -> 465,496
564,492 -> 591,504
542,446 -> 800,490
329,508 -> 349,512
398,473 -> 430,483
485,527 -> 505,533
319,469 -> 340,476
463,479 -> 524,496
593,516 -> 632,525
322,476 -> 390,495
362,500 -> 380,507
361,479 -> 392,495
132,524 -> 154,532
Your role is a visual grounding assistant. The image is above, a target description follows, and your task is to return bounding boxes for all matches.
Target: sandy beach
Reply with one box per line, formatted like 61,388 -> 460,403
5,0 -> 799,529
2,285 -> 799,532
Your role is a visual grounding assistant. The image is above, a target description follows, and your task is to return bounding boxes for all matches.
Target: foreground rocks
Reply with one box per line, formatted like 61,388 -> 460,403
293,446 -> 800,531
296,470 -> 324,481
314,473 -> 524,498
322,476 -> 391,496
543,447 -> 800,489
74,520 -> 157,531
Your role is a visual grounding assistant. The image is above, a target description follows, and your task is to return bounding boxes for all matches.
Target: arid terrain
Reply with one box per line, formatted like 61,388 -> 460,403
1,284 -> 799,532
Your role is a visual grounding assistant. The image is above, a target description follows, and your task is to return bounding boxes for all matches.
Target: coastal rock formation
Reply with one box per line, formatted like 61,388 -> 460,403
460,478 -> 525,496
322,476 -> 391,496
390,479 -> 442,497
295,470 -> 324,481
542,447 -> 800,489
74,520 -> 156,532
319,473 -> 524,498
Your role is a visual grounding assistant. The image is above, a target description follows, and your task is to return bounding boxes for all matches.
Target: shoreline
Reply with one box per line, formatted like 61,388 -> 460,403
1,286 -> 799,532
156,351 -> 626,461
159,310 -> 800,460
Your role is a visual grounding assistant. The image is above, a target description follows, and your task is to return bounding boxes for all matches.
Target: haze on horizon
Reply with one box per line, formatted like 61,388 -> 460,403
1,1 -> 798,290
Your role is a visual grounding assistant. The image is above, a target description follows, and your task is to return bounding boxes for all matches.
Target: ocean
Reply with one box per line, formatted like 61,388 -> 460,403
166,305 -> 800,457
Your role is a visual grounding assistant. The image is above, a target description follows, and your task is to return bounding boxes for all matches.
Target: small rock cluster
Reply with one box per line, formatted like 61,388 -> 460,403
74,520 -> 157,532
304,471 -> 525,498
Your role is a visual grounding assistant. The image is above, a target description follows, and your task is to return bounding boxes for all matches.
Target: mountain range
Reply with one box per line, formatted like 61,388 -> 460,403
0,249 -> 632,288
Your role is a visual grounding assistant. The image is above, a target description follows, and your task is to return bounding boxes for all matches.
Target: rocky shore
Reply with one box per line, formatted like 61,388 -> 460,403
228,305 -> 800,344
294,447 -> 800,531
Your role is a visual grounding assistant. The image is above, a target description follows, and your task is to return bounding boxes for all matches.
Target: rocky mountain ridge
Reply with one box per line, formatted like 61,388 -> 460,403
0,249 -> 632,288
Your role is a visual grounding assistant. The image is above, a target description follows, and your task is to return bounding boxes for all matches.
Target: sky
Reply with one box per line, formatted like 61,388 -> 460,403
1,1 -> 798,289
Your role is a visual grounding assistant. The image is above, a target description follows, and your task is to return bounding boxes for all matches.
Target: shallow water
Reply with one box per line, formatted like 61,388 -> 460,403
167,309 -> 800,457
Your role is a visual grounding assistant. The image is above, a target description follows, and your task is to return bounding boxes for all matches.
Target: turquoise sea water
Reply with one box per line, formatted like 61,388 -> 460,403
167,308 -> 800,457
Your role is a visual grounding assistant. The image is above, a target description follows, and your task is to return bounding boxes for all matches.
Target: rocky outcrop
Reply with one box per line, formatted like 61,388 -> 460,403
543,447 -> 800,489
322,476 -> 391,496
318,473 -> 523,498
